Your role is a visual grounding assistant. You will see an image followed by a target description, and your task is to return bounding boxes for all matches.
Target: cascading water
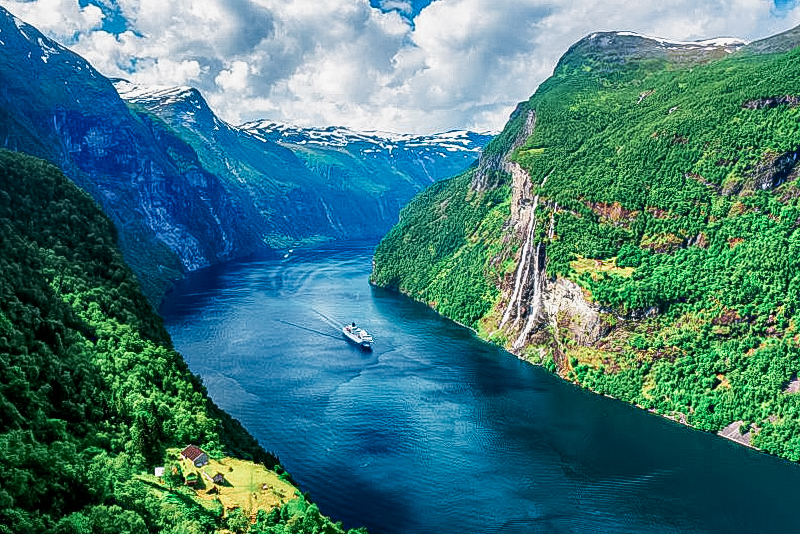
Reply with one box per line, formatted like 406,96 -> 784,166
498,171 -> 549,338
499,193 -> 538,329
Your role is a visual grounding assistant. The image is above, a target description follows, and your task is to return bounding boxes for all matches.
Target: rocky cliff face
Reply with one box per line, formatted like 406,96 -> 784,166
115,81 -> 334,247
471,103 -> 536,192
118,83 -> 492,246
243,121 -> 494,239
480,101 -> 605,362
483,31 -> 755,361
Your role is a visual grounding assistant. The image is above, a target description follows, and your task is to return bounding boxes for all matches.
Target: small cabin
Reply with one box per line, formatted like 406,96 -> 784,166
180,445 -> 209,467
212,472 -> 225,485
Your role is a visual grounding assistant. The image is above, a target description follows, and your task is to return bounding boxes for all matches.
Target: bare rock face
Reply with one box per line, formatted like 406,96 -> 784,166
507,161 -> 535,227
718,420 -> 755,448
722,147 -> 800,195
487,103 -> 608,356
541,278 -> 608,346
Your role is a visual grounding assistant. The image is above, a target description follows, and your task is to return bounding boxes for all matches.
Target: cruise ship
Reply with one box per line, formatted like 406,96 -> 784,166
343,322 -> 373,350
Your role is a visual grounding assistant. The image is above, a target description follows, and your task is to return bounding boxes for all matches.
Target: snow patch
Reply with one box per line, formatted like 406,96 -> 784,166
241,121 -> 491,153
613,31 -> 749,50
114,80 -> 195,106
38,38 -> 60,63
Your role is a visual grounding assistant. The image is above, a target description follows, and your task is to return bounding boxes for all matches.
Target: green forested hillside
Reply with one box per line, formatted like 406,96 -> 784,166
0,150 -> 364,533
372,32 -> 800,460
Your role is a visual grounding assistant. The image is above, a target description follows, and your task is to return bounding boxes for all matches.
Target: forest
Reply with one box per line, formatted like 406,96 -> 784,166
372,35 -> 800,461
0,149 -> 365,533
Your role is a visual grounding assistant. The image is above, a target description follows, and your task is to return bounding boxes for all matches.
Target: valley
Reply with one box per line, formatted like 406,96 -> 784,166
3,2 -> 800,533
0,7 -> 490,303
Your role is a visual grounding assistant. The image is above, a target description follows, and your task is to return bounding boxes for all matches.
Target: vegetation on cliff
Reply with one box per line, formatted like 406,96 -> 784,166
0,150 -> 364,533
372,30 -> 800,460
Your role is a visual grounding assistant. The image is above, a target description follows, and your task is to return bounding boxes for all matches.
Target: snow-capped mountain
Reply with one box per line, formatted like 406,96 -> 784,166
602,31 -> 748,52
241,120 -> 493,191
242,120 -> 493,159
557,30 -> 750,75
0,6 -> 275,301
113,80 -> 493,253
1,5 -> 491,301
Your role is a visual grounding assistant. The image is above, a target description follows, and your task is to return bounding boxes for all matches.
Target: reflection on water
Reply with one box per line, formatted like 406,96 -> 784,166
161,244 -> 800,534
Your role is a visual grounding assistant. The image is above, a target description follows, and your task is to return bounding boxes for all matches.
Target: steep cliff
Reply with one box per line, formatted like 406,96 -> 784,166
117,83 -> 492,248
0,8 -> 272,301
372,27 -> 800,461
114,82 -> 493,245
113,82 -> 336,247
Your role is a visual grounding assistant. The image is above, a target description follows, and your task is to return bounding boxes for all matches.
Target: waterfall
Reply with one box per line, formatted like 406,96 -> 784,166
513,243 -> 544,350
512,195 -> 540,325
499,194 -> 537,329
498,172 -> 549,331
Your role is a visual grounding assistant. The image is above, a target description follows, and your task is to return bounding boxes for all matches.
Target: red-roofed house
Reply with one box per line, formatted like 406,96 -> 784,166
181,445 -> 209,467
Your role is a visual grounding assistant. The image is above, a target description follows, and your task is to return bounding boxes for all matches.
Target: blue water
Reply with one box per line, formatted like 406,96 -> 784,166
161,244 -> 800,533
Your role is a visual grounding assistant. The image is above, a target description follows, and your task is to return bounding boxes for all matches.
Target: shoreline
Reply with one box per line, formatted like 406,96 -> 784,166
371,279 -> 799,466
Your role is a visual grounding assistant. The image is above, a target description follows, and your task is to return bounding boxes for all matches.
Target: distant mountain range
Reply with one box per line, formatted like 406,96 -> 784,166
242,120 -> 491,169
115,80 -> 493,248
0,6 -> 491,301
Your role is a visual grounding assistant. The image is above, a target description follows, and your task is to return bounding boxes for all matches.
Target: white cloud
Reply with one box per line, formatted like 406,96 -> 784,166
4,0 -> 800,133
215,61 -> 250,92
4,0 -> 104,35
380,1 -> 414,15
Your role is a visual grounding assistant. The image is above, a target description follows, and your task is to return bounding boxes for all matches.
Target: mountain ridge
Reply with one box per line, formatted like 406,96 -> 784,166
114,78 -> 492,254
0,6 -> 269,301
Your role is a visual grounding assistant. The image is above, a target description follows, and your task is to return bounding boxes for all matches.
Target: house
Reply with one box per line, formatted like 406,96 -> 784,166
181,445 -> 209,467
154,467 -> 165,478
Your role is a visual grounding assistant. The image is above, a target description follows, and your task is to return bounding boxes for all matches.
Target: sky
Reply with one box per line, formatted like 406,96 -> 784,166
3,0 -> 800,133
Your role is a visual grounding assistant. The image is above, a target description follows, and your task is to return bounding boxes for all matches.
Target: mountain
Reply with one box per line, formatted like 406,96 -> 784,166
0,148 -> 369,533
112,81 -> 333,248
116,82 -> 493,246
0,7 -> 277,302
243,120 -> 492,188
371,28 -> 800,461
0,6 -> 491,304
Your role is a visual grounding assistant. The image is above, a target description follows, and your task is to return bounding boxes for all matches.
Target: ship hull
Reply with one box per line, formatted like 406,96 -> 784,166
343,327 -> 373,350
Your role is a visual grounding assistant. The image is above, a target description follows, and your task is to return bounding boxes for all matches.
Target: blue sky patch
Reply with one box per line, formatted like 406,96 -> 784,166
370,0 -> 434,18
79,0 -> 128,34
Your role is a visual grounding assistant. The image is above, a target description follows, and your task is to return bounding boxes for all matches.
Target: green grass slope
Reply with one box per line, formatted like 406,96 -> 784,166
372,30 -> 800,461
0,150 -> 364,533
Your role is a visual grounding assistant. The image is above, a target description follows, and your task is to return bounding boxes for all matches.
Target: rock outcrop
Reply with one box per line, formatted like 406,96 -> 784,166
471,103 -> 535,192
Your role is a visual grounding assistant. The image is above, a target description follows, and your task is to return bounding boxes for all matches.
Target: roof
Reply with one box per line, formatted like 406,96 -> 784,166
181,445 -> 206,461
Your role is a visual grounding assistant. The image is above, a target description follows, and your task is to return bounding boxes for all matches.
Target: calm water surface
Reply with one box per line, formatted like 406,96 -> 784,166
161,244 -> 800,533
